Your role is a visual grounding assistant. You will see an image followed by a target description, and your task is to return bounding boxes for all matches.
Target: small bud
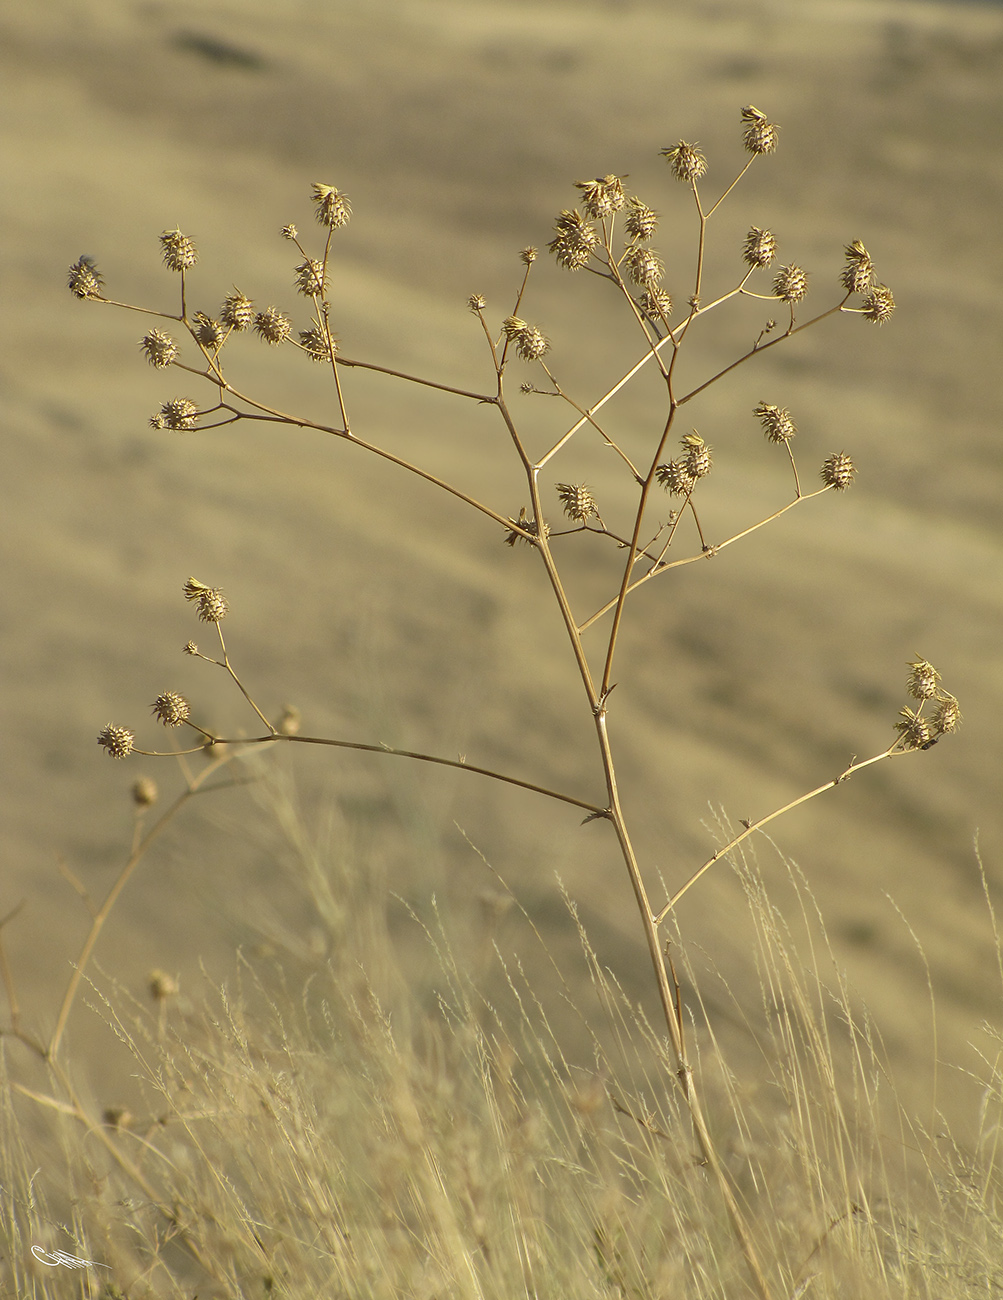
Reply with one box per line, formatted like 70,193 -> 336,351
311,183 -> 352,229
183,640 -> 199,656
681,431 -> 712,479
623,245 -> 664,289
254,306 -> 293,345
220,289 -> 254,331
841,240 -> 874,295
299,324 -> 338,362
861,284 -> 895,324
280,223 -> 298,240
502,316 -> 550,362
294,258 -> 328,297
772,263 -> 809,304
754,401 -> 796,444
820,451 -> 856,491
468,294 -> 487,312
151,691 -> 191,727
132,777 -> 158,807
159,228 -> 198,272
193,312 -> 225,351
655,460 -> 696,496
148,969 -> 179,1001
68,256 -> 104,300
743,227 -> 777,269
98,725 -> 135,759
624,197 -> 659,242
548,209 -> 599,271
660,142 -> 707,183
556,483 -> 600,523
895,706 -> 933,751
574,175 -> 626,220
183,577 -> 229,624
741,105 -> 779,155
140,329 -> 179,369
906,657 -> 940,701
152,397 -> 199,431
520,246 -> 538,265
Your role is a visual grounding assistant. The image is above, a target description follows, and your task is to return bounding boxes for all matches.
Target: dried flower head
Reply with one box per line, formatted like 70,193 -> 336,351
254,306 -> 293,345
151,690 -> 191,727
625,197 -> 659,242
504,506 -> 550,547
220,289 -> 254,331
895,706 -> 933,750
149,969 -> 179,1001
140,329 -> 179,369
294,258 -> 328,297
520,246 -> 538,265
932,693 -> 961,735
754,401 -> 796,443
841,240 -> 874,295
861,283 -> 895,324
183,577 -> 229,623
640,288 -> 673,321
773,263 -> 809,304
299,324 -> 338,362
502,316 -> 550,362
98,725 -> 135,759
280,223 -> 298,240
468,293 -> 487,312
193,312 -> 225,351
820,451 -> 856,490
743,227 -> 777,269
574,175 -> 626,220
681,431 -> 712,479
661,142 -> 707,183
655,459 -> 696,496
68,255 -> 104,300
311,183 -> 351,228
741,105 -> 779,155
151,397 -> 199,431
548,209 -> 599,271
160,228 -> 198,272
623,245 -> 664,289
132,777 -> 158,807
557,483 -> 600,523
183,640 -> 199,656
907,657 -> 940,701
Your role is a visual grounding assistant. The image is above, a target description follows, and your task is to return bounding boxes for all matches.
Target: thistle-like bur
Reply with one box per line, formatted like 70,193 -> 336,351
895,706 -> 933,750
520,246 -> 538,266
97,724 -> 136,759
502,316 -> 550,362
548,209 -> 599,271
655,459 -> 696,496
68,255 -> 104,300
820,451 -> 856,490
932,694 -> 962,735
193,312 -> 225,351
140,329 -> 179,369
907,657 -> 940,701
299,324 -> 338,362
624,197 -> 658,242
574,175 -> 626,220
741,105 -> 780,155
183,577 -> 229,623
640,288 -> 673,321
467,294 -> 487,312
151,691 -> 191,727
160,228 -> 198,272
841,240 -> 874,295
743,227 -> 777,269
151,398 -> 199,431
623,245 -> 665,290
861,284 -> 895,324
773,263 -> 809,304
661,142 -> 707,183
311,183 -> 351,229
220,289 -> 254,331
755,402 -> 796,443
504,506 -> 550,547
254,306 -> 293,345
294,258 -> 328,297
557,483 -> 600,523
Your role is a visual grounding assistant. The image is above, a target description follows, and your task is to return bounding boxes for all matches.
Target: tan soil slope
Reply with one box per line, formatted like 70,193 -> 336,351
2,0 -> 1002,1132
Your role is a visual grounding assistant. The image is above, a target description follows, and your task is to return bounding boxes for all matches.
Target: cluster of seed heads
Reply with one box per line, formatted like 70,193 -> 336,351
574,174 -> 626,220
655,432 -> 713,497
503,316 -> 550,362
150,398 -> 199,431
894,658 -> 961,749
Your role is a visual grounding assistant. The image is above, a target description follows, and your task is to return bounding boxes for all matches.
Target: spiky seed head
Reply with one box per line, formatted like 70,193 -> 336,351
741,105 -> 779,155
299,324 -> 337,362
548,209 -> 599,271
743,227 -> 777,268
311,183 -> 352,228
841,240 -> 874,294
624,197 -> 659,242
159,228 -> 198,272
932,693 -> 961,735
220,289 -> 254,331
468,293 -> 487,312
907,657 -> 940,701
153,398 -> 199,431
640,288 -> 673,321
861,283 -> 895,324
183,577 -> 229,623
184,640 -> 199,655
149,969 -> 179,1001
502,316 -> 550,361
280,223 -> 298,240
623,245 -> 664,289
68,255 -> 104,299
754,401 -> 796,443
682,431 -> 712,479
254,306 -> 293,345
98,725 -> 135,759
820,451 -> 856,490
661,142 -> 707,182
193,312 -> 225,351
895,706 -> 933,750
574,174 -> 626,220
140,329 -> 179,369
556,483 -> 599,522
294,258 -> 328,297
131,777 -> 158,807
520,246 -> 539,265
773,263 -> 809,304
504,506 -> 550,547
151,691 -> 191,727
655,459 -> 696,496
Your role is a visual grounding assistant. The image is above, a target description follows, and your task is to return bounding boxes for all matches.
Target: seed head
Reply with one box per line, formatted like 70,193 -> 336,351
140,329 -> 179,369
299,324 -> 338,362
754,401 -> 796,444
741,105 -> 779,155
183,577 -> 229,623
193,312 -> 225,351
98,725 -> 135,759
681,431 -> 712,479
504,506 -> 550,547
220,289 -> 254,331
661,142 -> 707,183
743,227 -> 777,268
311,183 -> 352,229
895,706 -> 933,750
574,174 -> 626,220
906,657 -> 940,701
655,459 -> 696,496
773,263 -> 809,304
152,397 -> 199,431
254,306 -> 293,345
294,258 -> 328,297
160,228 -> 198,272
68,255 -> 104,300
820,451 -> 856,491
151,690 -> 191,727
932,693 -> 962,735
468,293 -> 487,312
556,483 -> 600,523
149,969 -> 179,1001
520,246 -> 539,265
861,283 -> 895,324
132,777 -> 158,807
502,316 -> 550,362
624,197 -> 659,242
280,223 -> 298,240
640,288 -> 673,321
548,209 -> 599,271
623,245 -> 664,289
841,240 -> 874,295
